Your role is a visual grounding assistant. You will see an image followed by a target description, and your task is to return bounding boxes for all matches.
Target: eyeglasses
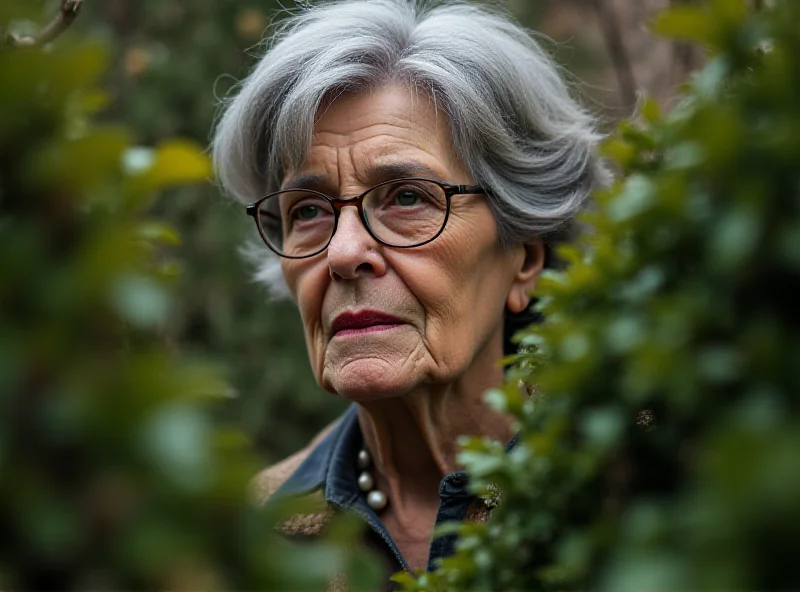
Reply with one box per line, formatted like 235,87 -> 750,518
246,177 -> 487,259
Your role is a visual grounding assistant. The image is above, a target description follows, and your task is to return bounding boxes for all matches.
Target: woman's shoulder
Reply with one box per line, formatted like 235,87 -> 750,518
251,418 -> 341,506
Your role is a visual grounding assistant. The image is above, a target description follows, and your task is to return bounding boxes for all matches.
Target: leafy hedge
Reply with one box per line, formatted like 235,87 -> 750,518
401,1 -> 800,590
3,1 -> 798,590
0,4 -> 379,590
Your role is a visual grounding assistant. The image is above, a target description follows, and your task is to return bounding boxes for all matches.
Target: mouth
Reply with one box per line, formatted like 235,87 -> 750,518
331,310 -> 406,338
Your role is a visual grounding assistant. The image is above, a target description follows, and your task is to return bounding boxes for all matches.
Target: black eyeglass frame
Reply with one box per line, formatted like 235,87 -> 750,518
245,177 -> 488,259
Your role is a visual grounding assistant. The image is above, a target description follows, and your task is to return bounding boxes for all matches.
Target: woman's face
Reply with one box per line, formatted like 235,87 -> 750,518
281,83 -> 541,400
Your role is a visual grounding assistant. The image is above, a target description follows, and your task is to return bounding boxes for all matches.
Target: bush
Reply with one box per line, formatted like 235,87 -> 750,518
0,5 -> 378,590
400,1 -> 800,590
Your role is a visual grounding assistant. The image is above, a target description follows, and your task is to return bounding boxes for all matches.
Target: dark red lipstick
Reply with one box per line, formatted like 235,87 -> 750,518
331,310 -> 405,337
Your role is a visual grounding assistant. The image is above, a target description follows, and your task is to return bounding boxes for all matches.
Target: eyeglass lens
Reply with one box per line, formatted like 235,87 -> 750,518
257,179 -> 448,257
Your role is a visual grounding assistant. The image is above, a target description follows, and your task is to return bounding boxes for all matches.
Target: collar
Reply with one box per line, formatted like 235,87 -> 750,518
270,402 -> 519,505
269,403 -> 360,501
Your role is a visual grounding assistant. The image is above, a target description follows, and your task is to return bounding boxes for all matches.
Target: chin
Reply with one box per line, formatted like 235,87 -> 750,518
323,359 -> 418,402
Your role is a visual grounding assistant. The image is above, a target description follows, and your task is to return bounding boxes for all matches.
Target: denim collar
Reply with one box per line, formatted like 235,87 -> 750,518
270,404 -> 360,501
271,402 -> 520,505
269,404 -> 411,570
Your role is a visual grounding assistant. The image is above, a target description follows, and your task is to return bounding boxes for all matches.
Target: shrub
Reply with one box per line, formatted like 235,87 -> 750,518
0,5 -> 378,590
400,1 -> 800,590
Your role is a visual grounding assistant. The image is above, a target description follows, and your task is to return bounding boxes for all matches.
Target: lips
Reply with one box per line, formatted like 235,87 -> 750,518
331,310 -> 405,336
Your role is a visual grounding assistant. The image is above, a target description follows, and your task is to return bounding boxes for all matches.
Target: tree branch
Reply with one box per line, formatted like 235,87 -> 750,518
591,0 -> 638,109
4,0 -> 84,49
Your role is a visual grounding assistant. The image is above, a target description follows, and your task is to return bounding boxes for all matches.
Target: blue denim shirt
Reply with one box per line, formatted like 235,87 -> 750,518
269,404 -> 499,576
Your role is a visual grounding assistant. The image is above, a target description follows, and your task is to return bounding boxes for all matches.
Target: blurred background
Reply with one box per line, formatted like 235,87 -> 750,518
71,0 -> 699,463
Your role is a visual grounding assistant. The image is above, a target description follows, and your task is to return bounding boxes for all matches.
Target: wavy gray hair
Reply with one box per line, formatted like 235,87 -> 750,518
212,0 -> 608,297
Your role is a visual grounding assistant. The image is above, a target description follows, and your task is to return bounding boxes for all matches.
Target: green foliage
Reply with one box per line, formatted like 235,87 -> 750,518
0,6 -> 379,589
75,0 -> 349,461
403,1 -> 800,590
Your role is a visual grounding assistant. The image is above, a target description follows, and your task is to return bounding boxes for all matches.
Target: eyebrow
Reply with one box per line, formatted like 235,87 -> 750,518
363,161 -> 442,181
281,173 -> 328,192
280,161 -> 444,193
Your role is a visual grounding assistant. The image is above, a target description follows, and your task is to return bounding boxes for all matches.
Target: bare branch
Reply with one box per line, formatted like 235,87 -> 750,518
591,0 -> 638,110
4,0 -> 84,49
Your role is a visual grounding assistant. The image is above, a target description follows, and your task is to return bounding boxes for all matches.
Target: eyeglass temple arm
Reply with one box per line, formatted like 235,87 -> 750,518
450,184 -> 487,195
246,204 -> 281,220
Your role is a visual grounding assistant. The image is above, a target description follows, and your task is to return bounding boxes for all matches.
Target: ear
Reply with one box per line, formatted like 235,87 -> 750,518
506,239 -> 546,314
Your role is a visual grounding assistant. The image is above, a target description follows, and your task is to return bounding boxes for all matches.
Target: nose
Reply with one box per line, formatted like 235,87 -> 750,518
326,207 -> 387,281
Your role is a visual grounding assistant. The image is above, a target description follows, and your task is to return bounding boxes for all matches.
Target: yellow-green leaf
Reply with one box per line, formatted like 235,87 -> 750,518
144,140 -> 213,188
652,7 -> 714,45
641,98 -> 661,125
137,221 -> 181,246
600,137 -> 636,169
74,89 -> 110,116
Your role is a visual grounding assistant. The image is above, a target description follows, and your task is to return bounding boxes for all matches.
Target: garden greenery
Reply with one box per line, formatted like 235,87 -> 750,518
0,3 -> 379,590
2,1 -> 798,590
398,1 -> 800,590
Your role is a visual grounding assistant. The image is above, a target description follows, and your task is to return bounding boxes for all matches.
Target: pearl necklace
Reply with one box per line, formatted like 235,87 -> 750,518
357,448 -> 388,511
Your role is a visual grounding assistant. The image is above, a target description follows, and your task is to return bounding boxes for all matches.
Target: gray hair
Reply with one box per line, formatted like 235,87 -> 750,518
212,0 -> 608,297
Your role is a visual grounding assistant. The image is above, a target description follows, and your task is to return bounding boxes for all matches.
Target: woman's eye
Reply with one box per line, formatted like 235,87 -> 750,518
394,190 -> 422,206
294,205 -> 320,220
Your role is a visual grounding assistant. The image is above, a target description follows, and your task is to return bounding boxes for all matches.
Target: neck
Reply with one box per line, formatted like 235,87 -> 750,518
355,330 -> 514,510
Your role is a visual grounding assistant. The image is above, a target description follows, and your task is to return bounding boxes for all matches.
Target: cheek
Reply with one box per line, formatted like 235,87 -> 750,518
412,208 -> 520,347
283,258 -> 323,312
419,275 -> 499,360
283,259 -> 328,370
417,224 -> 503,307
400,243 -> 505,363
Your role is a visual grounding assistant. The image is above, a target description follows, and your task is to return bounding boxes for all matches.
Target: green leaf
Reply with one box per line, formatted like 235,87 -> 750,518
581,407 -> 624,448
483,388 -> 509,413
111,274 -> 171,328
641,98 -> 662,125
137,139 -> 213,190
652,7 -> 714,45
141,402 -> 212,491
607,174 -> 656,222
458,451 -> 505,478
708,205 -> 761,271
137,221 -> 181,246
601,137 -> 637,168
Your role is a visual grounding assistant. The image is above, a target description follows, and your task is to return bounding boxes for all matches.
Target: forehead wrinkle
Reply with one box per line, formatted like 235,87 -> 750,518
351,137 -> 453,180
336,145 -> 354,195
301,140 -> 450,192
292,86 -> 464,193
288,145 -> 457,196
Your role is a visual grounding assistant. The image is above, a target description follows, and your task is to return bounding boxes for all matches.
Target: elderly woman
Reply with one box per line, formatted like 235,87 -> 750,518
213,0 -> 605,583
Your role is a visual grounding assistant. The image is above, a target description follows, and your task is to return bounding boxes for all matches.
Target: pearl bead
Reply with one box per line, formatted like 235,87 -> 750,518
366,490 -> 388,510
357,449 -> 371,469
357,471 -> 374,492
